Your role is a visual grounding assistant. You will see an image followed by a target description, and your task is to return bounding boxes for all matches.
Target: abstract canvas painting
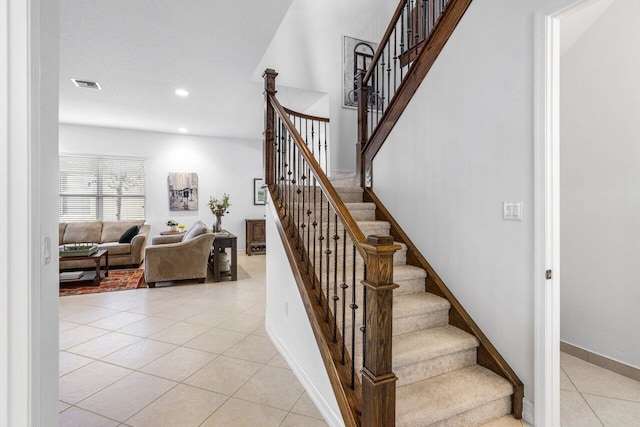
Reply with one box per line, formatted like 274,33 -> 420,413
168,172 -> 198,211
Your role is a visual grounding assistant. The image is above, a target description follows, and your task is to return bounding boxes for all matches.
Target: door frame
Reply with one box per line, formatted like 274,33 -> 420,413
533,1 -> 600,425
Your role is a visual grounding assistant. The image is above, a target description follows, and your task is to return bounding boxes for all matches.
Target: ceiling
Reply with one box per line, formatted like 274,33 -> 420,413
59,0 -> 326,140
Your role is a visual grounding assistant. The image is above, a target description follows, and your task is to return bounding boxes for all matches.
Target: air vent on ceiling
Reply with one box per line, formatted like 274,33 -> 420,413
71,79 -> 102,90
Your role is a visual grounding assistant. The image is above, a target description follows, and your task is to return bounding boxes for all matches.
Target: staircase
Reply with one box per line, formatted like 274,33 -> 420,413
262,0 -> 525,419
325,173 -> 514,426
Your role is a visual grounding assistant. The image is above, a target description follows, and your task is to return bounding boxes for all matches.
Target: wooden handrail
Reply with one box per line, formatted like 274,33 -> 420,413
363,0 -> 408,85
362,0 -> 472,161
269,94 -> 368,260
358,0 -> 473,187
283,106 -> 330,123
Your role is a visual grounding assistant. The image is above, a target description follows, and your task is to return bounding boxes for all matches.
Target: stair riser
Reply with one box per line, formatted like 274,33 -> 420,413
394,309 -> 449,336
276,186 -> 362,203
429,397 -> 511,427
305,247 -> 407,275
329,177 -> 357,187
285,186 -> 363,203
396,349 -> 477,387
340,308 -> 450,344
308,266 -> 425,297
287,225 -> 391,250
395,277 -> 426,296
288,204 -> 376,221
350,347 -> 476,387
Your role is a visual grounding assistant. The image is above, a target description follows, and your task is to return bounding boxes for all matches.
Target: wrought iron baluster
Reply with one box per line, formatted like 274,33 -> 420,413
290,143 -> 297,237
387,40 -> 391,110
282,123 -> 290,217
432,0 -> 436,28
300,157 -> 307,256
400,3 -> 405,79
312,176 -> 318,290
305,163 -> 312,275
323,121 -> 328,173
406,0 -> 412,55
332,213 -> 339,343
350,244 -> 357,389
275,115 -> 280,200
361,264 -> 367,369
423,0 -> 428,40
296,150 -> 307,251
340,227 -> 347,364
325,199 -> 331,321
318,190 -> 324,304
375,64 -> 380,128
394,25 -> 398,93
380,50 -> 386,115
287,132 -> 294,227
414,0 -> 420,58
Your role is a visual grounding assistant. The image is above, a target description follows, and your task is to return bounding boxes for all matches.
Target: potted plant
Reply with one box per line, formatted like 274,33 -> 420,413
178,223 -> 186,233
208,194 -> 231,232
166,219 -> 179,232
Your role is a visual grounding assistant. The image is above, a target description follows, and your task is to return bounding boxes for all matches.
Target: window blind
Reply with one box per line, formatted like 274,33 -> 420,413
59,155 -> 146,221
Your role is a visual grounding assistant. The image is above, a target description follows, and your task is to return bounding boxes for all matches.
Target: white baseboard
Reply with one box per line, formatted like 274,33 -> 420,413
265,321 -> 344,427
523,398 -> 534,425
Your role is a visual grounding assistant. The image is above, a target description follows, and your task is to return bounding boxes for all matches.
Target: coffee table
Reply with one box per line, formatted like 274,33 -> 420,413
59,249 -> 109,286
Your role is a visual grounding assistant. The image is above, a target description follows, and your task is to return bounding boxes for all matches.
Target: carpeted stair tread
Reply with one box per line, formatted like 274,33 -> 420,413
394,292 -> 450,318
396,365 -> 513,426
394,264 -> 427,280
393,325 -> 479,368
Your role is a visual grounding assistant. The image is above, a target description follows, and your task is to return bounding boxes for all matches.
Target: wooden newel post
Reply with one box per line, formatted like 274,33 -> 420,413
356,70 -> 368,188
263,69 -> 278,187
361,235 -> 399,427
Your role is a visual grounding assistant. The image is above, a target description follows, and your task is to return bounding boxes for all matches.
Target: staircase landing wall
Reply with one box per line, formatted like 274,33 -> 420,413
265,194 -> 343,426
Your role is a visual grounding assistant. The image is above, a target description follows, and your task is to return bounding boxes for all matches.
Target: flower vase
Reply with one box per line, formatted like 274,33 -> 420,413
215,215 -> 222,232
170,225 -> 178,232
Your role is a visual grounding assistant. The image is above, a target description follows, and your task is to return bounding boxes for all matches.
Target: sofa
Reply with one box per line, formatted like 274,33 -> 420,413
59,220 -> 150,269
144,223 -> 214,288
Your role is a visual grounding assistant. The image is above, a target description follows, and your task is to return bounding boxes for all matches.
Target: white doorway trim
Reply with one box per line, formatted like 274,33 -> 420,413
533,8 -> 561,425
534,1 -> 602,425
2,0 -> 59,425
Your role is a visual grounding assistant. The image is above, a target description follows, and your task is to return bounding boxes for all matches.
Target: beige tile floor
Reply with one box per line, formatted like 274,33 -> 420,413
560,351 -> 640,426
60,254 -> 638,426
58,254 -> 327,427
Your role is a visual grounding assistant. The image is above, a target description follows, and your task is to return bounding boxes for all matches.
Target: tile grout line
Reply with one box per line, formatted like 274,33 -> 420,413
579,391 -> 640,405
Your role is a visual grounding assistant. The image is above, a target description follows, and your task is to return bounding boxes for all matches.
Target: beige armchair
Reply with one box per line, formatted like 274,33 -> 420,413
144,230 -> 214,288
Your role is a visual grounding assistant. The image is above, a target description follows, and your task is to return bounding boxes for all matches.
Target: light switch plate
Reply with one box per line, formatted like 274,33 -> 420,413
503,202 -> 523,221
42,235 -> 51,265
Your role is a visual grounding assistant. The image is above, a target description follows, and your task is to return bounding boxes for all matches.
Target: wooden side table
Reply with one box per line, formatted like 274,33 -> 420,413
208,231 -> 237,282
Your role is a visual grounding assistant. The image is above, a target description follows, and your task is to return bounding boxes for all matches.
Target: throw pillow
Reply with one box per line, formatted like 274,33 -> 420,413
118,225 -> 140,243
182,222 -> 207,241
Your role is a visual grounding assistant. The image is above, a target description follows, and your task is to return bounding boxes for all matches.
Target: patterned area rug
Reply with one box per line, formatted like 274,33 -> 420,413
59,268 -> 146,297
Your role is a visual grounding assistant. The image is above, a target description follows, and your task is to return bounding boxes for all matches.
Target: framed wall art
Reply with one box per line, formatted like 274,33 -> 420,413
168,172 -> 198,211
254,178 -> 265,205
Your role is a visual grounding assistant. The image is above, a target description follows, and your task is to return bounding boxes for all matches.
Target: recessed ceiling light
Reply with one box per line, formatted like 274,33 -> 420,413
178,128 -> 189,133
175,89 -> 189,97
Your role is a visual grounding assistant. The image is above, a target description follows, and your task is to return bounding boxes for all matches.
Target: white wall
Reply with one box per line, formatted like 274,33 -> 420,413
59,124 -> 265,251
372,0 -> 575,404
264,194 -> 342,426
255,0 -> 393,175
560,0 -> 640,368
